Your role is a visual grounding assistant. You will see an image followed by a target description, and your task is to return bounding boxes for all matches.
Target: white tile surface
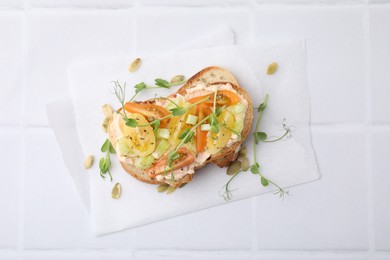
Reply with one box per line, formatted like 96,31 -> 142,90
139,0 -> 251,6
254,129 -> 369,250
372,129 -> 390,250
28,0 -> 134,8
0,0 -> 23,8
0,13 -> 22,126
136,255 -> 252,260
0,253 -> 18,260
23,130 -> 136,249
0,133 -> 20,248
135,199 -> 252,250
0,1 -> 389,258
254,7 -> 366,124
25,10 -> 134,126
24,252 -> 134,260
370,6 -> 390,123
135,8 -> 251,55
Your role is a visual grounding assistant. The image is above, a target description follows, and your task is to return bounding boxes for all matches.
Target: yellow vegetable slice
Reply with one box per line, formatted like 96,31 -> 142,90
119,112 -> 156,157
207,110 -> 235,154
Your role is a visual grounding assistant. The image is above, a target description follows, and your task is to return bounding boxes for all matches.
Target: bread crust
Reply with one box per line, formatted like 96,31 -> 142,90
108,66 -> 253,188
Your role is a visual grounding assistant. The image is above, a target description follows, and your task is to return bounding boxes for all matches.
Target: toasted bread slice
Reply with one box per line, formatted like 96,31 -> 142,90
108,66 -> 253,188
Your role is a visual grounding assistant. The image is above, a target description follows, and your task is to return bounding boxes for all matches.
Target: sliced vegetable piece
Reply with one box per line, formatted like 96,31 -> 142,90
207,109 -> 235,154
157,128 -> 170,139
134,155 -> 155,169
146,148 -> 195,178
186,114 -> 198,125
124,102 -> 170,127
188,90 -> 240,106
195,104 -> 212,153
152,139 -> 170,159
119,112 -> 156,156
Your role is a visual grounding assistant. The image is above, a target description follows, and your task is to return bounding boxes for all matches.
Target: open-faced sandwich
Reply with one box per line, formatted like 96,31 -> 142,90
107,66 -> 253,188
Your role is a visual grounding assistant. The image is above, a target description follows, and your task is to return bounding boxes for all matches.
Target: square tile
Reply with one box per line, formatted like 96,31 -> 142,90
254,129 -> 369,250
139,0 -> 251,6
372,129 -> 390,250
254,7 -> 365,124
24,252 -> 134,260
0,253 -> 18,260
25,10 -> 134,126
136,254 -> 252,260
0,13 -> 22,126
136,8 -> 251,55
0,133 -> 20,248
28,0 -> 133,8
370,6 -> 390,123
23,130 -> 136,249
0,0 -> 23,8
135,199 -> 253,250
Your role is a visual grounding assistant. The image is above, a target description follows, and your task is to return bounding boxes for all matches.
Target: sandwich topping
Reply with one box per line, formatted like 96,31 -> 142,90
109,82 -> 248,185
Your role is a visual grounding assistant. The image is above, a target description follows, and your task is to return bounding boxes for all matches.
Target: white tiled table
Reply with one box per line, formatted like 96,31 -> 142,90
0,1 -> 389,259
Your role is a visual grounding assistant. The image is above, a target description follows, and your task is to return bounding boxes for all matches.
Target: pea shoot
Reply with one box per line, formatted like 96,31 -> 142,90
221,94 -> 290,201
99,139 -> 116,181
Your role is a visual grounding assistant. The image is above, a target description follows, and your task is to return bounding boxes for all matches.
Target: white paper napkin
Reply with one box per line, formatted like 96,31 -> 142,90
47,28 -> 320,235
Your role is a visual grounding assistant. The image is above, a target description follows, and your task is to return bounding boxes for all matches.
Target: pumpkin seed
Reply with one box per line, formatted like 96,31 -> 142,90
170,75 -> 185,84
166,185 -> 177,194
157,184 -> 169,193
102,104 -> 113,118
128,58 -> 141,72
227,160 -> 241,176
83,155 -> 94,169
267,62 -> 278,75
241,157 -> 250,172
102,117 -> 110,133
238,146 -> 247,159
111,183 -> 122,199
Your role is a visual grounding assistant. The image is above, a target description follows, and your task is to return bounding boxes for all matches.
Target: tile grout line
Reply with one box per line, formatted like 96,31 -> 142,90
363,4 -> 376,256
17,6 -> 28,260
249,2 -> 259,257
132,0 -> 139,253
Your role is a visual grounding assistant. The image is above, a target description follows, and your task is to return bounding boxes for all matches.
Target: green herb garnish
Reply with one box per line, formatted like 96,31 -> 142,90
99,139 -> 116,181
221,94 -> 290,201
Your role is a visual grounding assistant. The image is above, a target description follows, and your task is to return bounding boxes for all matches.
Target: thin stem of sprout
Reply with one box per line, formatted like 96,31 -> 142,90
188,96 -> 211,109
137,114 -> 173,127
253,94 -> 268,160
221,125 -> 242,139
159,97 -> 180,107
261,129 -> 290,143
213,85 -> 218,113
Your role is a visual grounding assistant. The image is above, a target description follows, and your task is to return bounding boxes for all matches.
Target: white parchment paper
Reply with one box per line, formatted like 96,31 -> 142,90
47,29 -> 319,235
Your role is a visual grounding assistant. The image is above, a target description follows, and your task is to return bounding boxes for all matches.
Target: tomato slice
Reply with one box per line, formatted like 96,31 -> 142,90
124,102 -> 170,127
188,90 -> 240,106
196,104 -> 212,153
146,148 -> 195,178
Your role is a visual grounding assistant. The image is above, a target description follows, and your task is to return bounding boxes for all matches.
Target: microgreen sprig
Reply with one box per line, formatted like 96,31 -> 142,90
221,94 -> 289,201
99,139 -> 116,181
129,78 -> 187,102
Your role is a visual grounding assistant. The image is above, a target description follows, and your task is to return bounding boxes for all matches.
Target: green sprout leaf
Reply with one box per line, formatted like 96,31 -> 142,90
178,129 -> 190,140
101,139 -> 110,152
183,131 -> 194,144
170,107 -> 186,116
125,118 -> 138,127
109,142 -> 116,154
254,131 -> 267,144
261,176 -> 269,186
250,163 -> 259,174
257,101 -> 267,112
155,78 -> 170,88
215,106 -> 222,117
134,82 -> 147,93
